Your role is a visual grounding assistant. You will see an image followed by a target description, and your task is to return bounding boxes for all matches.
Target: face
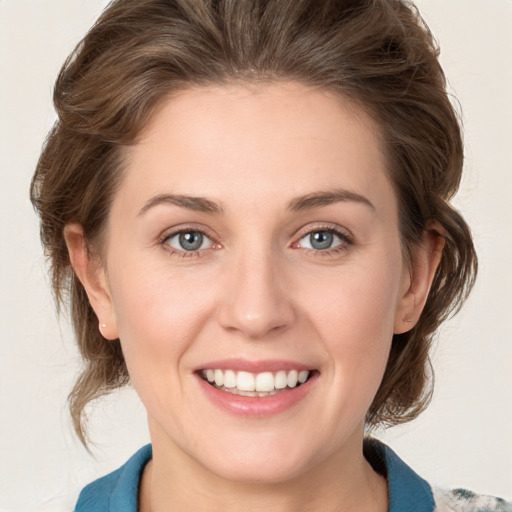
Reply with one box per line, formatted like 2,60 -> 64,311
92,83 -> 415,483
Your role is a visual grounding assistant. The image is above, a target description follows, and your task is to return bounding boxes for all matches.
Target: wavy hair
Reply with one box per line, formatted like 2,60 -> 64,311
30,0 -> 477,445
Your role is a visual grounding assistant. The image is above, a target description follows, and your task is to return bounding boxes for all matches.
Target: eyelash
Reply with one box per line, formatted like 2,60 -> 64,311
159,224 -> 354,259
292,224 -> 354,257
159,226 -> 219,259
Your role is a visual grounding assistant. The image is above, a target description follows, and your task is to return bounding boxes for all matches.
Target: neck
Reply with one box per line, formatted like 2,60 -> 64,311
139,428 -> 388,512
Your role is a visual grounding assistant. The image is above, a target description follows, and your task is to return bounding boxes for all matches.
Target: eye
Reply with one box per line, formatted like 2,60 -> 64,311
164,230 -> 213,252
297,229 -> 349,251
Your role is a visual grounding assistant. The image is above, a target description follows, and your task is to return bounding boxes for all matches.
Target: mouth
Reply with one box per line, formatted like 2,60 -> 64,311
199,368 -> 315,397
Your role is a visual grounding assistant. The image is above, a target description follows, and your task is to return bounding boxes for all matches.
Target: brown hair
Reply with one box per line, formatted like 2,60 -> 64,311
30,0 -> 477,445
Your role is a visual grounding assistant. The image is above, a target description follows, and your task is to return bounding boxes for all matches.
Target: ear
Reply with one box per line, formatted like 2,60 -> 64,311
63,223 -> 119,340
394,221 -> 445,334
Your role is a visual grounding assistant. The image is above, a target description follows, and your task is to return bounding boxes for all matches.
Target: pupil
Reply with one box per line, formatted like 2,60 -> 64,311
310,231 -> 333,250
179,232 -> 203,251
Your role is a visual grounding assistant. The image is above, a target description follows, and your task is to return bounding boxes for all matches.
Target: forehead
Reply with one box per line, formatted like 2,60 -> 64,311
119,82 -> 395,218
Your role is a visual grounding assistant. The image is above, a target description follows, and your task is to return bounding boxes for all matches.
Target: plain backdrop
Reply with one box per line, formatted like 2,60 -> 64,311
0,1 -> 511,510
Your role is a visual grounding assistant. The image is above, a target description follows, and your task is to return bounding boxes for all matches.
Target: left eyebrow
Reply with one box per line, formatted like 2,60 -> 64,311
287,188 -> 376,212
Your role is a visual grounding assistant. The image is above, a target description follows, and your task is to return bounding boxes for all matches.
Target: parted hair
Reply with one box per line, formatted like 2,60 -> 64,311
30,0 -> 477,445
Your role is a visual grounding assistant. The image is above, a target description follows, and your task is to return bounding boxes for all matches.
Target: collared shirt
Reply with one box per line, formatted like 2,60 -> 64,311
74,440 -> 512,511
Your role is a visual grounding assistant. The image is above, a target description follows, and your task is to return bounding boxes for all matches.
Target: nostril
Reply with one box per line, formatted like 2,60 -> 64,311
217,271 -> 295,338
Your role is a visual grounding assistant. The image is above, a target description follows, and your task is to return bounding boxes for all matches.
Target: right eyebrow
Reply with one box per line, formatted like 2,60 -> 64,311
137,194 -> 224,216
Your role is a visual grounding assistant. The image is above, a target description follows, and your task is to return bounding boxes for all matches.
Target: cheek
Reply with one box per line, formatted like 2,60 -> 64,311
106,267 -> 222,430
106,260 -> 214,382
298,252 -> 403,390
305,261 -> 400,342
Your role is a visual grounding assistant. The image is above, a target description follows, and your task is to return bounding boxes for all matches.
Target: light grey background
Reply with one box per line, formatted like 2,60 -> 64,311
0,1 -> 511,510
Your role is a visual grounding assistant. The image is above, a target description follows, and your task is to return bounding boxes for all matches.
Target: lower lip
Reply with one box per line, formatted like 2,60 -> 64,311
196,373 -> 318,417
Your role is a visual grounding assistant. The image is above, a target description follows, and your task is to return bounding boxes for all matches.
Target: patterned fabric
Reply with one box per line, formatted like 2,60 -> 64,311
433,487 -> 512,512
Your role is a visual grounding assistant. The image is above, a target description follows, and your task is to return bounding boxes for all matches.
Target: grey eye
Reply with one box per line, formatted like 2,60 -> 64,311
179,232 -> 204,250
299,230 -> 342,250
310,231 -> 333,250
166,231 -> 212,251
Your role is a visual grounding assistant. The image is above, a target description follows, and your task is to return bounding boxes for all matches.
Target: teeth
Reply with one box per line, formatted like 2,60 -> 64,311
214,369 -> 224,387
255,372 -> 274,392
275,370 -> 287,389
287,370 -> 298,388
298,370 -> 309,383
238,390 -> 257,397
201,369 -> 311,393
223,369 -> 236,388
237,371 -> 255,391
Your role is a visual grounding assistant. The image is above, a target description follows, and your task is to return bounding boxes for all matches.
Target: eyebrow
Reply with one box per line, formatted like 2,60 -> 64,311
287,188 -> 375,212
138,188 -> 375,216
138,194 -> 223,216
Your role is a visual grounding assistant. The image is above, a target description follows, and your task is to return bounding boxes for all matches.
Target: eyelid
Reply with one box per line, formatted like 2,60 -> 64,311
290,223 -> 355,258
165,231 -> 213,251
292,222 -> 354,245
157,222 -> 353,257
159,223 -> 216,240
159,224 -> 221,253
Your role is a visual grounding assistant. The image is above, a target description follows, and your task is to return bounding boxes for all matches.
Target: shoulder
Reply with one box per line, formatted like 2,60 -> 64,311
367,439 -> 512,512
74,444 -> 152,512
433,488 -> 512,512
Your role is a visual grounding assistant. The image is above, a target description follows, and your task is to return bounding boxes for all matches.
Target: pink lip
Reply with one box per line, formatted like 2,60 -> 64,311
196,358 -> 312,373
195,366 -> 318,418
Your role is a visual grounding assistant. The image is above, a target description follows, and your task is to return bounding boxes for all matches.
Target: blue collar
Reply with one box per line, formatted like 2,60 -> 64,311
75,440 -> 435,511
366,438 -> 434,512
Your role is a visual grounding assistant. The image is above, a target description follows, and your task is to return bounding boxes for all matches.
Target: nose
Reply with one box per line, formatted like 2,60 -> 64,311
217,249 -> 295,339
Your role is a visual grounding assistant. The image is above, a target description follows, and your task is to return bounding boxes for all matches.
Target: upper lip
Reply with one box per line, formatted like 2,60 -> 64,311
195,358 -> 314,373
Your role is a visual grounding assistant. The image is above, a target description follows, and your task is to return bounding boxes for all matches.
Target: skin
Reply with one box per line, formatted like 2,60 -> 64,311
65,82 -> 443,512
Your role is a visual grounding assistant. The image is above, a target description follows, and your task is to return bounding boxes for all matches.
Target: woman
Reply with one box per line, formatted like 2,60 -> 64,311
30,0 -> 511,511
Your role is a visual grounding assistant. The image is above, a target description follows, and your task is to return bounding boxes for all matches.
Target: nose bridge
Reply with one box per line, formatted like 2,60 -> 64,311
218,242 -> 294,338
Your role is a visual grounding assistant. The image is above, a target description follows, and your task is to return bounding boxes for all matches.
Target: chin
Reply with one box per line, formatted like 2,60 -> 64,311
190,433 -> 323,485
204,456 -> 312,485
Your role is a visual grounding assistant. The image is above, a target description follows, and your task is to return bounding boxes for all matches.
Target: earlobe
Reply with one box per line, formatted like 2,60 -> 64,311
63,223 -> 119,340
394,221 -> 445,334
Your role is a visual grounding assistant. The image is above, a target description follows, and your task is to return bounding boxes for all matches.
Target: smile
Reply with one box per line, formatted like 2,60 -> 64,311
201,369 -> 312,397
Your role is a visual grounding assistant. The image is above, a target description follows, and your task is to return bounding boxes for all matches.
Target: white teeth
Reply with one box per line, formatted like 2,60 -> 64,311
274,370 -> 287,389
298,370 -> 309,383
237,371 -> 255,391
214,369 -> 224,387
238,390 -> 258,397
255,372 -> 274,392
202,368 -> 311,394
287,370 -> 298,388
223,369 -> 236,388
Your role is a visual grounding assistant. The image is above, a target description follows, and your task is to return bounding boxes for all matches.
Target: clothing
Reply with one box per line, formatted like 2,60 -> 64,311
74,440 -> 511,512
